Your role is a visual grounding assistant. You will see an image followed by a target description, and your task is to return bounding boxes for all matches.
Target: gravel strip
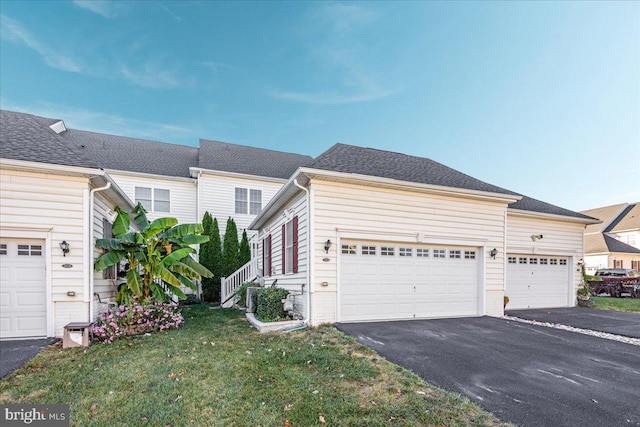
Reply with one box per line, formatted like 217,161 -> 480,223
503,315 -> 640,346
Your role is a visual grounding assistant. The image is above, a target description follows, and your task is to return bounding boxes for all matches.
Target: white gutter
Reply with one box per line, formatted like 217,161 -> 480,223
88,182 -> 111,321
293,178 -> 311,325
507,208 -> 601,225
189,166 -> 287,184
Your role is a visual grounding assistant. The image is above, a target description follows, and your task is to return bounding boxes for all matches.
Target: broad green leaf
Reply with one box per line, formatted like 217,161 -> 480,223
150,283 -> 165,302
158,223 -> 204,239
157,265 -> 182,288
94,250 -> 127,271
95,238 -> 124,251
182,256 -> 214,278
119,232 -> 143,245
174,273 -> 198,290
126,269 -> 142,296
161,247 -> 195,267
171,261 -> 200,279
132,203 -> 150,230
171,235 -> 210,245
111,207 -> 130,237
143,217 -> 179,239
165,282 -> 187,299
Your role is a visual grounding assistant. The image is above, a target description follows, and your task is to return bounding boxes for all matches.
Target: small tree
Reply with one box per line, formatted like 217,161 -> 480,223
200,214 -> 223,302
222,217 -> 239,277
239,229 -> 251,266
94,204 -> 213,303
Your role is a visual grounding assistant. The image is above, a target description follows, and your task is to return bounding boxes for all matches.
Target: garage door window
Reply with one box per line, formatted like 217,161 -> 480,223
0,244 -> 6,255
519,257 -> 527,264
559,259 -> 567,266
381,246 -> 395,256
530,258 -> 538,265
540,258 -> 548,265
433,249 -> 445,258
508,257 -> 517,264
342,244 -> 356,255
417,248 -> 429,258
399,247 -> 412,257
18,244 -> 42,256
362,245 -> 376,255
449,250 -> 461,259
464,251 -> 476,260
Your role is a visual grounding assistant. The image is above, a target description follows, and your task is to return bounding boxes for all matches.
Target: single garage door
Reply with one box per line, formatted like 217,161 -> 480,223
340,241 -> 480,322
507,255 -> 570,309
0,239 -> 47,339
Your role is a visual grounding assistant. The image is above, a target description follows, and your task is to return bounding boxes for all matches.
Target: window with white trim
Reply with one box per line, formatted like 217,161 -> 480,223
341,244 -> 356,255
433,249 -> 445,259
18,244 -> 42,256
559,259 -> 567,266
416,248 -> 429,258
540,258 -> 548,265
508,257 -> 517,264
519,257 -> 527,264
362,245 -> 376,256
449,250 -> 461,259
399,247 -> 412,257
530,258 -> 538,265
550,258 -> 558,265
284,220 -> 294,273
235,188 -> 248,214
381,246 -> 395,256
613,259 -> 622,268
250,190 -> 262,215
135,187 -> 171,212
464,250 -> 476,260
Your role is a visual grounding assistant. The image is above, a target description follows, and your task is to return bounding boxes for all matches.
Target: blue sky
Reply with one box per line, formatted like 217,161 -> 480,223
1,1 -> 638,212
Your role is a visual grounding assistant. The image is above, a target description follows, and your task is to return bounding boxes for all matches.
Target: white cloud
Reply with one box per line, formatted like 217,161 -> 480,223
269,87 -> 395,105
72,1 -> 116,18
0,14 -> 83,73
119,64 -> 181,89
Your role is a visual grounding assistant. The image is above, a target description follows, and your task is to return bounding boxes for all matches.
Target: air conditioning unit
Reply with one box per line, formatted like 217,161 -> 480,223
246,287 -> 261,313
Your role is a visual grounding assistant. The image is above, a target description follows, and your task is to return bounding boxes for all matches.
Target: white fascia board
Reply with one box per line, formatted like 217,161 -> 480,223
189,167 -> 287,184
508,208 -> 601,225
106,168 -> 196,183
249,169 -> 307,230
298,167 -> 523,204
0,157 -> 104,177
598,204 -> 630,233
98,174 -> 136,210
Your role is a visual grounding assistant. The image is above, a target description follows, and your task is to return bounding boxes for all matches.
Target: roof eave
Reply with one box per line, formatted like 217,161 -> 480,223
299,167 -> 523,204
0,157 -> 102,177
508,208 -> 601,225
249,169 -> 307,230
189,167 -> 288,183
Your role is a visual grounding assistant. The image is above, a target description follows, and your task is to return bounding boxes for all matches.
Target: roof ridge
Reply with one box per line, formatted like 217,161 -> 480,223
70,128 -> 198,150
199,138 -> 313,159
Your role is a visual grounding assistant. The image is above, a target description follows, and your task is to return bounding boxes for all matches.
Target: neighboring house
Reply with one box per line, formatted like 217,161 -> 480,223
0,110 -> 312,339
249,144 -> 599,325
580,203 -> 640,273
0,110 -> 135,339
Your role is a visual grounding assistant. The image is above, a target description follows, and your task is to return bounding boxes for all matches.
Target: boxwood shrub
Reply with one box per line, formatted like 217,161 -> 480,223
255,287 -> 290,322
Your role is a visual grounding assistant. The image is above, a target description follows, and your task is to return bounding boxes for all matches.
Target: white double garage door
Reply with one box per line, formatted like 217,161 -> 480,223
339,240 -> 482,322
0,239 -> 47,339
338,240 -> 572,322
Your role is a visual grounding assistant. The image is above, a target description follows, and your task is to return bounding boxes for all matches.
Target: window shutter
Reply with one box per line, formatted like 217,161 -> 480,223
267,235 -> 272,276
282,224 -> 286,274
293,216 -> 299,273
262,238 -> 265,277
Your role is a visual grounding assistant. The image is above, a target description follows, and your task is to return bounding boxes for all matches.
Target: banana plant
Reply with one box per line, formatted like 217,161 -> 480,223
95,204 -> 213,303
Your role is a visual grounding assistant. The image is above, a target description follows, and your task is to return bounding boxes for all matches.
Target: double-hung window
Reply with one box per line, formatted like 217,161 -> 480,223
281,216 -> 299,274
235,188 -> 248,214
263,235 -> 272,277
235,188 -> 262,215
250,190 -> 262,215
135,187 -> 170,213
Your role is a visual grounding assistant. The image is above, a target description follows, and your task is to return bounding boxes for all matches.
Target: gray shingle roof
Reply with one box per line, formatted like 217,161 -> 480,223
585,234 -> 640,254
198,139 -> 313,179
62,129 -> 198,178
581,203 -> 627,234
606,203 -> 640,233
308,144 -> 593,220
0,110 -> 99,169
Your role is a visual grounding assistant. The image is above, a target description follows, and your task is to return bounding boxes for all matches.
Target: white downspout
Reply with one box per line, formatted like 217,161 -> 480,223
293,178 -> 311,325
89,182 -> 111,321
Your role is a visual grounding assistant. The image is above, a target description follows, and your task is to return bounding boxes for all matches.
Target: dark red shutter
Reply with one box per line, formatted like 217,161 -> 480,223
281,223 -> 286,274
267,234 -> 272,276
292,216 -> 299,273
262,238 -> 266,277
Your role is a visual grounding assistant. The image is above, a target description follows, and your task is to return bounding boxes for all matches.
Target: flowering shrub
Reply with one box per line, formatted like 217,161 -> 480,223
93,301 -> 184,343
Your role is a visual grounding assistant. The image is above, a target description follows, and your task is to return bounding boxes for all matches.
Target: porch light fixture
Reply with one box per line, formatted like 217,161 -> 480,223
324,239 -> 332,254
489,248 -> 498,259
60,240 -> 70,257
531,234 -> 543,241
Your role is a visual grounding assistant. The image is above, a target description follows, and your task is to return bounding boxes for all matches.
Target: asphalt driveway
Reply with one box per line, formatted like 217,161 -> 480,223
336,317 -> 640,427
506,307 -> 640,339
0,338 -> 59,378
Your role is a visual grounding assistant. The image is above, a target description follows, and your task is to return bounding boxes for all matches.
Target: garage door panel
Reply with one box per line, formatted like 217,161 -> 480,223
0,239 -> 47,339
340,241 -> 480,322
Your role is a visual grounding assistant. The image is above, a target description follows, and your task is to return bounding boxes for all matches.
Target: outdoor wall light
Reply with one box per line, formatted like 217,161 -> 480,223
324,239 -> 332,254
60,240 -> 70,257
489,248 -> 498,259
531,234 -> 544,241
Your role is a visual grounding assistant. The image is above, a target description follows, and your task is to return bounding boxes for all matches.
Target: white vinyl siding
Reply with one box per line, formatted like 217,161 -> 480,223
310,180 -> 508,325
108,172 -> 196,224
0,169 -> 91,337
200,173 -> 283,240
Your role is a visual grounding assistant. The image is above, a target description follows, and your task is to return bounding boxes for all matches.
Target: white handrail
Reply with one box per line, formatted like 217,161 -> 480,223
221,258 -> 258,307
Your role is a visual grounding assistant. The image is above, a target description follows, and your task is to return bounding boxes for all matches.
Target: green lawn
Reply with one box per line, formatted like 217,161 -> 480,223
591,296 -> 640,313
0,306 -> 509,427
